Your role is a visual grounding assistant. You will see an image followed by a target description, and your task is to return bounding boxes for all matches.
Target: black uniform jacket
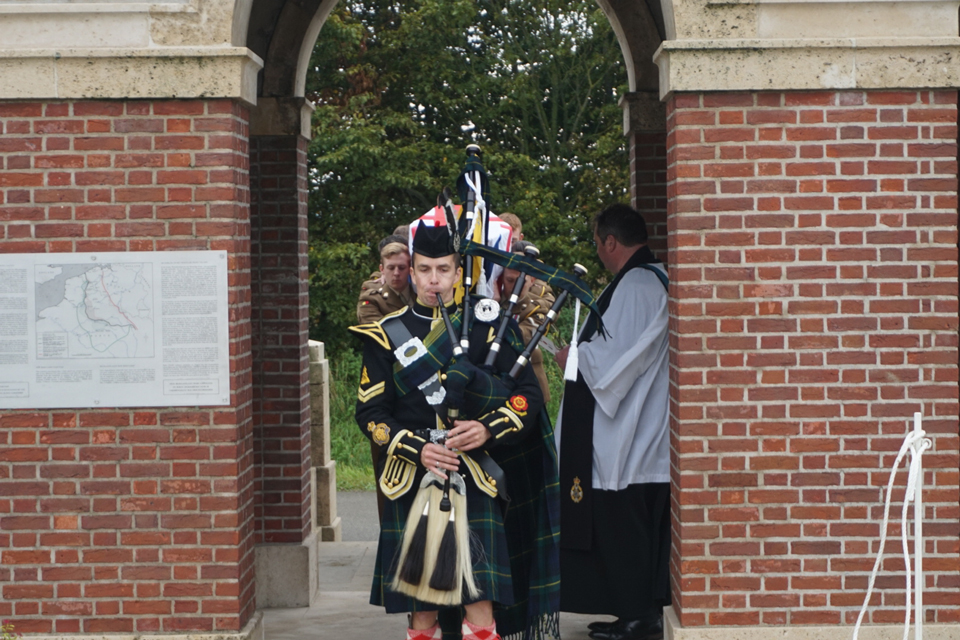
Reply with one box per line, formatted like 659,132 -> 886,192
351,299 -> 545,501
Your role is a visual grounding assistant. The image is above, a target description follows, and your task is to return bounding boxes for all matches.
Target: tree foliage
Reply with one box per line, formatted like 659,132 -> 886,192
306,0 -> 629,349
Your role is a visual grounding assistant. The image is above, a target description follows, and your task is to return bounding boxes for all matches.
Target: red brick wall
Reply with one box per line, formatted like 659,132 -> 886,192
250,135 -> 312,545
631,130 -> 668,260
666,90 -> 960,627
0,99 -> 257,634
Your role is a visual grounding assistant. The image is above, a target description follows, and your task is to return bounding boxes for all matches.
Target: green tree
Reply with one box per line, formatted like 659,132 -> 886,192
306,0 -> 628,349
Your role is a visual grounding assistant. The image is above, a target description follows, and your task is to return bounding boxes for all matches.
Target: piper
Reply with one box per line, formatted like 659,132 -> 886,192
350,220 -> 561,640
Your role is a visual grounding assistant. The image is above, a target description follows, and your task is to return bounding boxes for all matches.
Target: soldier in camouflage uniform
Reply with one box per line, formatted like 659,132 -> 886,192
357,238 -> 415,325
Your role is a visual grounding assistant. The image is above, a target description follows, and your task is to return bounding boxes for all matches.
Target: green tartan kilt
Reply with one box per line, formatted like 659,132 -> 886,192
371,475 -> 515,613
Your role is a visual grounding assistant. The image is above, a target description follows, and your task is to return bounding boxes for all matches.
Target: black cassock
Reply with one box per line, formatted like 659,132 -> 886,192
558,247 -> 671,619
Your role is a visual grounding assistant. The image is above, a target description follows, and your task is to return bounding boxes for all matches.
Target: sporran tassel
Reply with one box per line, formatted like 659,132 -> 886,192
391,473 -> 478,606
396,498 -> 430,587
454,487 -> 480,601
428,506 -> 458,591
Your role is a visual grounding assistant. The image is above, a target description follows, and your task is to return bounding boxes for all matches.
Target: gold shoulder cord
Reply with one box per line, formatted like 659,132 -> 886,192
347,306 -> 410,351
348,323 -> 390,350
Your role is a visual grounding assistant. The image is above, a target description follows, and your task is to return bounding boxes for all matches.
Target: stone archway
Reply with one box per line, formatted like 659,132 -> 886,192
238,0 -> 670,612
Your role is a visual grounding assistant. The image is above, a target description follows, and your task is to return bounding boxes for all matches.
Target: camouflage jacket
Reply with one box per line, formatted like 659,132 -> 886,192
357,271 -> 415,325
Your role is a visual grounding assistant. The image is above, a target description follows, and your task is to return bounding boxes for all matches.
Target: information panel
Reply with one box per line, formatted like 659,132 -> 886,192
0,251 -> 231,409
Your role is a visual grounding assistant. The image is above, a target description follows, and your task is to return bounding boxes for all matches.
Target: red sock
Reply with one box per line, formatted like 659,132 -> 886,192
461,619 -> 500,640
406,623 -> 441,640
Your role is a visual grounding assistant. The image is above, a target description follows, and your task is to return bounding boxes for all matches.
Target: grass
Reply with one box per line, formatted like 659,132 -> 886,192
326,304 -> 577,491
328,347 -> 377,491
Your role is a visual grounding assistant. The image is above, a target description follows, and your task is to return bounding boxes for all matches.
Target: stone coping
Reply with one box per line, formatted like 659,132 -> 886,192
0,2 -> 192,14
0,46 -> 261,60
0,47 -> 263,103
655,37 -> 960,98
660,36 -> 960,50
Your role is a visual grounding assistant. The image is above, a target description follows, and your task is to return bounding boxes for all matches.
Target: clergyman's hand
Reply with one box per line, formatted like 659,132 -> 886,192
445,420 -> 492,452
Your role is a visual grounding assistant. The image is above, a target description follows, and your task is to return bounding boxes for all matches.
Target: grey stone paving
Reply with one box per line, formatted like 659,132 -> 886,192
261,491 -> 609,639
338,490 -> 381,542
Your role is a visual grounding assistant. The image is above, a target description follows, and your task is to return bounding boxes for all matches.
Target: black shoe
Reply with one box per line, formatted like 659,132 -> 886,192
588,617 -> 663,640
587,620 -> 619,633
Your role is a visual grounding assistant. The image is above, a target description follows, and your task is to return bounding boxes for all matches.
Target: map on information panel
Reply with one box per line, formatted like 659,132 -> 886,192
0,251 -> 229,409
35,263 -> 154,359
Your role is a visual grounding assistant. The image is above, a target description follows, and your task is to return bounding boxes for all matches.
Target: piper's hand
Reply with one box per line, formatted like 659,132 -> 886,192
446,420 -> 492,452
421,442 -> 459,481
555,344 -> 570,372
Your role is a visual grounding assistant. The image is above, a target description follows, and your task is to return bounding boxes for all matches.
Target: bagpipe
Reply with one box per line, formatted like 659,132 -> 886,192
391,145 -> 600,606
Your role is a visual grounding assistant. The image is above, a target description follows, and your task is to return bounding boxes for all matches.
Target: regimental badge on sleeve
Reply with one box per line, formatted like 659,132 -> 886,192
509,395 -> 528,416
360,367 -> 370,385
367,421 -> 391,446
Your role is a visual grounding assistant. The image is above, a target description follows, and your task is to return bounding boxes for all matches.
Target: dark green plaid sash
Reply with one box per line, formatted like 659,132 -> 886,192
389,309 -> 460,398
390,306 -> 524,399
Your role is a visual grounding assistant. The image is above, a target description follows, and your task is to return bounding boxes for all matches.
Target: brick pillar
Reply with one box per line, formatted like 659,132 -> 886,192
0,99 -> 257,635
666,90 -> 959,630
622,91 -> 668,260
248,97 -> 318,608
249,133 -> 310,545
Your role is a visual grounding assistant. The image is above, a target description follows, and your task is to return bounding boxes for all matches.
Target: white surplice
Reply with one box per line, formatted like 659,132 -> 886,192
555,265 -> 669,490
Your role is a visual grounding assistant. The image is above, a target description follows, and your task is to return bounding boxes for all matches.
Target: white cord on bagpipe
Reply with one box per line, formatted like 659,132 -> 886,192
851,412 -> 932,640
464,172 -> 485,219
564,298 -> 581,382
463,172 -> 490,295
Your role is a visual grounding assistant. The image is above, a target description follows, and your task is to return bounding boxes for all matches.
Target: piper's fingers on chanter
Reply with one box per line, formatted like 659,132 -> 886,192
446,420 -> 490,452
421,443 -> 459,474
447,419 -> 475,439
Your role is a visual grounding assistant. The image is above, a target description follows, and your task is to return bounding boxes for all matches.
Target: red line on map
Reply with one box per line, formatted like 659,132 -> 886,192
101,271 -> 138,330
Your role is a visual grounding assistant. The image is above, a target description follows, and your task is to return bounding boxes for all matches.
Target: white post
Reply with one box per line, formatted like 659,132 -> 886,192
913,411 -> 923,640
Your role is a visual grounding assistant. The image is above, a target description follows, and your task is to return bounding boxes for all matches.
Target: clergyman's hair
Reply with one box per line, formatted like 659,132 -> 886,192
380,241 -> 409,261
592,204 -> 648,247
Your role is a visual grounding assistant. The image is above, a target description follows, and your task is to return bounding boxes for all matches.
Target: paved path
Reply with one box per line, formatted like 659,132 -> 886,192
261,492 -> 611,639
338,490 -> 381,542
